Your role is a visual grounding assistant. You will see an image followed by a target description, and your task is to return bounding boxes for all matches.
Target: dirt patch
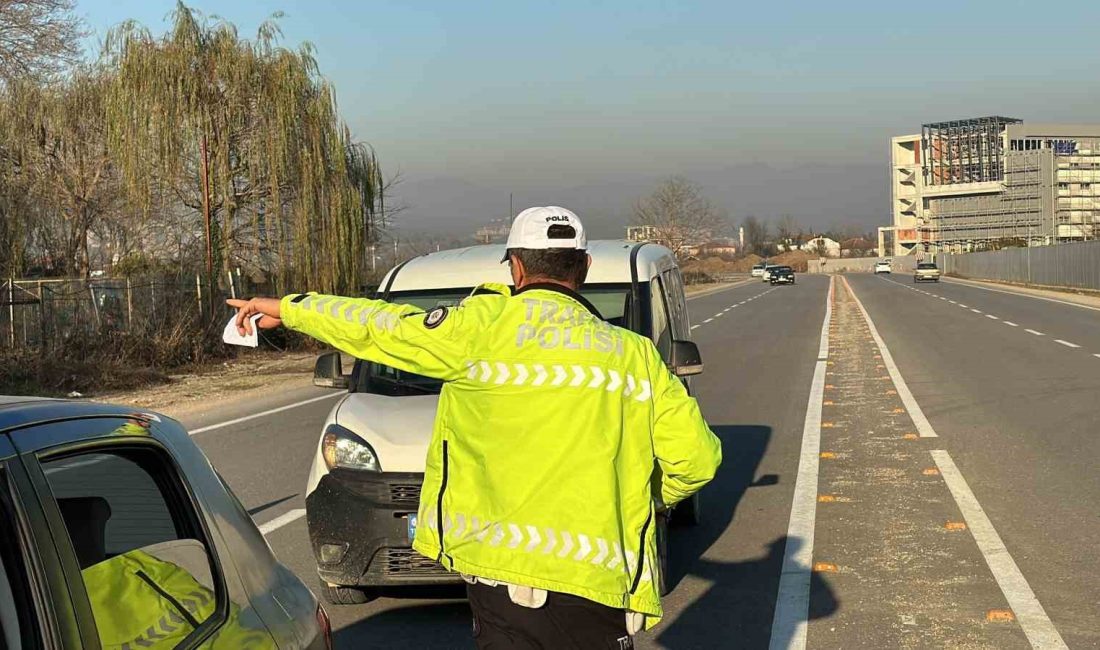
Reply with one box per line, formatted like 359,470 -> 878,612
92,350 -> 318,416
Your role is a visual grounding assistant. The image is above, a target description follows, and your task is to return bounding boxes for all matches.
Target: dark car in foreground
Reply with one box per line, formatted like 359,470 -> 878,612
769,266 -> 796,285
0,397 -> 331,649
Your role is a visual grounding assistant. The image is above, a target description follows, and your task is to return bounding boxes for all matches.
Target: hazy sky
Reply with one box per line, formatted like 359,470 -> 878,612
78,0 -> 1100,233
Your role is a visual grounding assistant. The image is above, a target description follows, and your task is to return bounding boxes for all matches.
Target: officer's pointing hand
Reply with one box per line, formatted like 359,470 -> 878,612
226,297 -> 283,336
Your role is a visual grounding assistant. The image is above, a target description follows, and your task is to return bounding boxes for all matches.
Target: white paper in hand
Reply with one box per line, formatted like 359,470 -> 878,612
222,313 -> 262,348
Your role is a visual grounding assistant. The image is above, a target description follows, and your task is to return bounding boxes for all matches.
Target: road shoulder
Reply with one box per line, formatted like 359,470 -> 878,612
944,277 -> 1100,311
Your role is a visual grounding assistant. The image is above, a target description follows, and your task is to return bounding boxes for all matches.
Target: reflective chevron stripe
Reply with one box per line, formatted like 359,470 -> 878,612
463,361 -> 653,403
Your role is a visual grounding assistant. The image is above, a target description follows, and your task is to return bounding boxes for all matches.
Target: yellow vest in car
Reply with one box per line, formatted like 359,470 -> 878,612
281,283 -> 721,628
82,549 -> 274,648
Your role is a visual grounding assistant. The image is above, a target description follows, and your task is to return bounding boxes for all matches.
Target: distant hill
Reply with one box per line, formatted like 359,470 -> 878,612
387,162 -> 887,240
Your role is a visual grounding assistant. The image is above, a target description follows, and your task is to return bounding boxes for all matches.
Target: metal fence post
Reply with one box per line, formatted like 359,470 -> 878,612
126,277 -> 134,329
37,281 -> 46,347
8,278 -> 15,348
196,274 -> 203,317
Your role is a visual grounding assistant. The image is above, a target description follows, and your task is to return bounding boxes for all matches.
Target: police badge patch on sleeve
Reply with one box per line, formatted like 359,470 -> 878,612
424,306 -> 449,329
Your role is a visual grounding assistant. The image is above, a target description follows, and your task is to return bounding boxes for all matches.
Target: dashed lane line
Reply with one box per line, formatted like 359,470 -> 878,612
843,277 -> 936,438
986,314 -> 999,320
1025,329 -> 1045,336
769,276 -> 834,650
942,277 -> 1100,313
1054,339 -> 1080,349
1004,321 -> 1019,327
703,318 -> 714,324
258,508 -> 307,535
970,308 -> 982,313
932,451 -> 1068,649
189,392 -> 344,435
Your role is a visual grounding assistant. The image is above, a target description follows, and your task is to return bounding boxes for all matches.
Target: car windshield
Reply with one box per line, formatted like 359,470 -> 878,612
355,283 -> 633,395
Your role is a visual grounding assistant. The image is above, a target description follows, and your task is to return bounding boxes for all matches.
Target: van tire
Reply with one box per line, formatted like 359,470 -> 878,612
319,580 -> 372,605
672,492 -> 702,527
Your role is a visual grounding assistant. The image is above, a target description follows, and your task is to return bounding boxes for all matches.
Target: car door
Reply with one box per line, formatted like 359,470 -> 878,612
0,432 -> 63,649
8,416 -> 278,649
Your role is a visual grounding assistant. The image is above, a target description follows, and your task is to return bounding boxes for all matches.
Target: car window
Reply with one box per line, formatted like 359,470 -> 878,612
40,436 -> 224,649
0,467 -> 38,650
649,276 -> 672,360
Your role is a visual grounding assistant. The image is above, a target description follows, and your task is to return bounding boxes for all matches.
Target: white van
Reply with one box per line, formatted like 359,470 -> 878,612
304,240 -> 705,604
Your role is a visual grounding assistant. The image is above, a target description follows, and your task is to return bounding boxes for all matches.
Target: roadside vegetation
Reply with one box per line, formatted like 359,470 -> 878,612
0,1 -> 383,395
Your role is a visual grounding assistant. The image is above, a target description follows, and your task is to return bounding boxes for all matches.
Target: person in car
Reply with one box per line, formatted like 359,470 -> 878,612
228,206 -> 721,649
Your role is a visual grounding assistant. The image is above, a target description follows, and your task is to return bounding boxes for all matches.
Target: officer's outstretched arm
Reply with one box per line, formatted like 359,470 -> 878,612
280,293 -> 469,381
648,346 -> 722,507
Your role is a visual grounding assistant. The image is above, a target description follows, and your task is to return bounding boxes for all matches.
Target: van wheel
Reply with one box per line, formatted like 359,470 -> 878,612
319,580 -> 372,605
672,492 -> 702,527
656,514 -> 670,596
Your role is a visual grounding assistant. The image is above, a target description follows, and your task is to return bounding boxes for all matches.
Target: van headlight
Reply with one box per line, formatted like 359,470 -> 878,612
321,424 -> 381,472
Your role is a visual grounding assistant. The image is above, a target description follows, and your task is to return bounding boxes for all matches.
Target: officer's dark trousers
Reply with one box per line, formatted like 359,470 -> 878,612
467,582 -> 633,649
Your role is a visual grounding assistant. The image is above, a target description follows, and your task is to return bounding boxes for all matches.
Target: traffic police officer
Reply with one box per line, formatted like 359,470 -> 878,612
228,207 -> 722,648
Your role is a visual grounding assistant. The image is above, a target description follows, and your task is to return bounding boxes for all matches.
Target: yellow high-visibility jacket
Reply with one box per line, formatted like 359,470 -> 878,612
281,282 -> 721,627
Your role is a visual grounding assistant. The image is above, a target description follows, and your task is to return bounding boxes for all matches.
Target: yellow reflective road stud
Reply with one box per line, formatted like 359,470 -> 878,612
281,283 -> 721,628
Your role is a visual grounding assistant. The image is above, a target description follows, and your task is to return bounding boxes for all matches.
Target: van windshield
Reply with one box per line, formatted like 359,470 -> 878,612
354,283 -> 633,395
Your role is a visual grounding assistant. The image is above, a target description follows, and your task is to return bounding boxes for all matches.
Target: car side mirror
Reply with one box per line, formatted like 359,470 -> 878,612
313,351 -> 349,389
670,340 -> 704,377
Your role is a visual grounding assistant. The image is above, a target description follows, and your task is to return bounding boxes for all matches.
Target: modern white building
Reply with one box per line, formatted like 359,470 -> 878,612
883,117 -> 1100,255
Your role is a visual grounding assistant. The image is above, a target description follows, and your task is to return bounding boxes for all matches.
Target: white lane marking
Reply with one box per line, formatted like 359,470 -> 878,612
258,508 -> 307,535
939,296 -> 947,300
1054,339 -> 1080,348
769,276 -> 833,650
949,300 -> 958,304
942,277 -> 1100,313
1025,329 -> 1045,336
714,313 -> 725,318
986,314 -> 999,320
685,278 -> 756,302
1004,321 -> 1018,327
931,451 -> 1068,649
189,392 -> 344,435
703,318 -> 714,324
959,304 -> 969,308
970,308 -> 982,313
1094,353 -> 1100,359
843,277 -> 936,438
691,325 -> 700,330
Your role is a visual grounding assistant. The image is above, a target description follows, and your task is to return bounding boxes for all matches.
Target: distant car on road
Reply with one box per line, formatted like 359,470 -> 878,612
769,266 -> 796,285
306,240 -> 706,605
751,263 -> 766,277
914,262 -> 941,283
0,397 -> 331,650
761,264 -> 781,282
874,259 -> 892,274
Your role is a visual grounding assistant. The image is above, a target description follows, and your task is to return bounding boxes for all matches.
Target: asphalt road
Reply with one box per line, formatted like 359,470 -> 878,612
177,273 -> 1096,649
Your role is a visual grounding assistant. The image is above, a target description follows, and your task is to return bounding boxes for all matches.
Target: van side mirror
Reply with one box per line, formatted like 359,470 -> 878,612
670,340 -> 704,377
313,351 -> 349,389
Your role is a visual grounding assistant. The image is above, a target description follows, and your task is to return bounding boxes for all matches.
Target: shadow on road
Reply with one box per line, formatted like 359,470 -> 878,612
333,598 -> 471,649
656,424 -> 838,648
246,493 -> 298,517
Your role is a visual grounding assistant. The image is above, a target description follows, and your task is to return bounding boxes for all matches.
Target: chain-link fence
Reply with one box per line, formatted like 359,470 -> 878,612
941,240 -> 1100,291
0,274 -> 268,350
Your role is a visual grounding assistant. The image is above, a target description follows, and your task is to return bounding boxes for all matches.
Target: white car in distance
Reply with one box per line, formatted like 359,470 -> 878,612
874,259 -> 892,274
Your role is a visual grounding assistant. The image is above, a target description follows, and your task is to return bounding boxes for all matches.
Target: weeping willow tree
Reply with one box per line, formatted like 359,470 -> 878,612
103,2 -> 383,294
0,68 -> 117,277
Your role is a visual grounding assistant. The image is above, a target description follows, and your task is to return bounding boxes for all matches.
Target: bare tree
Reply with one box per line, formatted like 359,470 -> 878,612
741,215 -> 769,255
632,176 -> 724,259
775,214 -> 801,250
0,0 -> 84,84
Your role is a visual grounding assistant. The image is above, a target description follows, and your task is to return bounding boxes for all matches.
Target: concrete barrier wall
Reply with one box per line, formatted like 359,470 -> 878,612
805,257 -> 916,274
941,240 -> 1100,290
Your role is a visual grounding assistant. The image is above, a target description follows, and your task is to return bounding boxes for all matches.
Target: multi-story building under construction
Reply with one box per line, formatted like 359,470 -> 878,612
884,117 -> 1100,255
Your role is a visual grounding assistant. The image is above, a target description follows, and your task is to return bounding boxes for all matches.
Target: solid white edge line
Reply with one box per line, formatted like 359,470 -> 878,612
258,508 -> 307,535
189,392 -> 343,435
769,275 -> 833,650
931,450 -> 1067,649
843,277 -> 937,438
942,277 -> 1100,313
1054,339 -> 1080,348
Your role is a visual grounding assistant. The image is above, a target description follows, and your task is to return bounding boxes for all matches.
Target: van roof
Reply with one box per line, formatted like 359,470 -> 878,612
382,240 -> 677,292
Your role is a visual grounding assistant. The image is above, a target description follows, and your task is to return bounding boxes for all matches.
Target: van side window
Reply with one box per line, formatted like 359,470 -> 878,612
649,277 -> 672,360
38,426 -> 226,649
